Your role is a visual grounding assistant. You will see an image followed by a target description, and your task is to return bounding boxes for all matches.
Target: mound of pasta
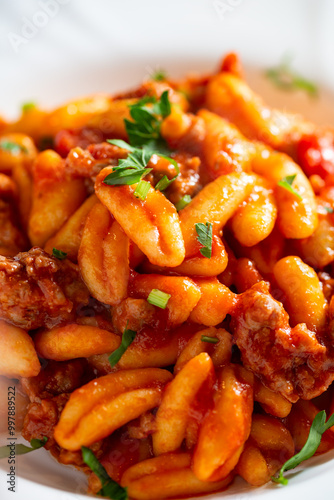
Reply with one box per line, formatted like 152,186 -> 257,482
1,53 -> 334,499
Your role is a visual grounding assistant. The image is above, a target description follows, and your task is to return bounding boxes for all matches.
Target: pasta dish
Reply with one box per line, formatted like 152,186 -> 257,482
1,53 -> 334,499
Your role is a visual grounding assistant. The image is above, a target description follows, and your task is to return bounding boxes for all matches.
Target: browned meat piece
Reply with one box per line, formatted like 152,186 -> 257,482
231,281 -> 334,402
0,247 -> 90,329
20,360 -> 87,402
21,393 -> 69,443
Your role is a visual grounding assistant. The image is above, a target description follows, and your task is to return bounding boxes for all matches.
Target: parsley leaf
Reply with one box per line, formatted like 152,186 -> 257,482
266,57 -> 318,97
277,174 -> 302,200
124,90 -> 171,150
103,93 -> 178,191
195,222 -> 213,259
104,139 -> 178,189
108,326 -> 137,368
0,140 -> 27,155
152,69 -> 168,81
81,446 -> 128,500
272,410 -> 334,485
52,248 -> 67,260
22,101 -> 37,112
155,174 -> 178,191
103,166 -> 152,186
154,90 -> 171,118
0,437 -> 47,459
103,139 -> 152,186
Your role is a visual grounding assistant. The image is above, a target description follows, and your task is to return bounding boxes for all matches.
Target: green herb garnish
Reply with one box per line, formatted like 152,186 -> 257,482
134,179 -> 151,200
155,174 -> 178,191
103,139 -> 152,186
124,90 -> 171,150
175,195 -> 192,211
152,69 -> 168,81
266,57 -> 318,97
104,93 -> 178,192
108,326 -> 136,368
272,410 -> 334,485
22,102 -> 37,113
104,139 -> 178,188
81,446 -> 128,499
0,437 -> 47,459
52,248 -> 67,260
277,174 -> 302,200
195,222 -> 213,259
0,140 -> 26,155
201,336 -> 219,344
324,206 -> 334,214
147,289 -> 171,309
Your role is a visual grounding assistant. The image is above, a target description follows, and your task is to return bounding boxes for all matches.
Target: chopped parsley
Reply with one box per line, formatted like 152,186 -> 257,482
0,140 -> 27,155
81,446 -> 128,500
103,140 -> 153,186
152,69 -> 168,81
0,437 -> 47,459
272,410 -> 334,485
108,326 -> 136,368
277,174 -> 302,200
103,92 -> 179,194
195,222 -> 213,259
21,101 -> 37,112
52,248 -> 67,260
155,174 -> 178,192
125,90 -> 171,151
266,57 -> 318,97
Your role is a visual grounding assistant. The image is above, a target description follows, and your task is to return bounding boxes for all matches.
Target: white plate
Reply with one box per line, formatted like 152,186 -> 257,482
1,0 -> 334,499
